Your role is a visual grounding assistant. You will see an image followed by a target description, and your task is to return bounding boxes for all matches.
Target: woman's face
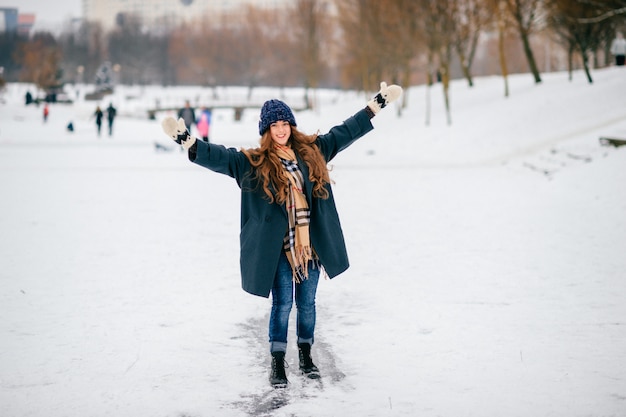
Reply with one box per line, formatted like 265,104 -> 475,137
269,121 -> 291,146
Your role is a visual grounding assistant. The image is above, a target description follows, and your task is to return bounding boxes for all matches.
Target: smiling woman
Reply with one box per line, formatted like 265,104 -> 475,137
159,82 -> 403,388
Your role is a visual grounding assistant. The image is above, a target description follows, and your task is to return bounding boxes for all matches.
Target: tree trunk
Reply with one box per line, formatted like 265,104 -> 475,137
458,48 -> 474,87
497,17 -> 510,98
440,63 -> 452,126
398,64 -> 411,118
304,80 -> 312,110
425,68 -> 433,127
519,28 -> 542,83
579,44 -> 593,84
567,45 -> 574,81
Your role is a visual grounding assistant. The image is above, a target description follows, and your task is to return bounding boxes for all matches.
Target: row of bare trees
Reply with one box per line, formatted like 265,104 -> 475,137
335,0 -> 624,121
1,0 -> 625,107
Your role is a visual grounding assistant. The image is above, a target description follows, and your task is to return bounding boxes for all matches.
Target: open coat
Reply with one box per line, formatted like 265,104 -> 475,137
190,108 -> 374,297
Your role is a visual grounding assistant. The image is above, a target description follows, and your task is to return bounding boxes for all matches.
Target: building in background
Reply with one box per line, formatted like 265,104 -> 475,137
0,8 -> 35,36
17,13 -> 35,36
82,0 -> 292,32
0,7 -> 18,32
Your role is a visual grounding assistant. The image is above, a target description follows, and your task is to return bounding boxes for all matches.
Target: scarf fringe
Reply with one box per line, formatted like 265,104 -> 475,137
291,245 -> 312,283
289,246 -> 324,283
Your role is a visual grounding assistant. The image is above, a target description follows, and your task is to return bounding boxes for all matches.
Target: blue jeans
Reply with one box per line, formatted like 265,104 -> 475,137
269,253 -> 320,353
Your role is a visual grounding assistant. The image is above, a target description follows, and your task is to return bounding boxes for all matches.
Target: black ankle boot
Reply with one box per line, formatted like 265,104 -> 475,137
270,351 -> 289,387
298,343 -> 319,377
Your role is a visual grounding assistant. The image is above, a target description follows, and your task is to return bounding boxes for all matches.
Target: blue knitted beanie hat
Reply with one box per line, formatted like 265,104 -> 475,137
258,99 -> 296,136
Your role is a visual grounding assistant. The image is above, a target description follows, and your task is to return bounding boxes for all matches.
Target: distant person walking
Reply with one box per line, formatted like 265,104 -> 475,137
94,106 -> 104,136
43,104 -> 49,123
196,107 -> 212,143
106,103 -> 117,136
178,100 -> 196,132
610,32 -> 626,66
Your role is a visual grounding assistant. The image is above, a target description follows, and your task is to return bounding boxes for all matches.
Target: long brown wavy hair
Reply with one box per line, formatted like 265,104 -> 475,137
241,126 -> 331,204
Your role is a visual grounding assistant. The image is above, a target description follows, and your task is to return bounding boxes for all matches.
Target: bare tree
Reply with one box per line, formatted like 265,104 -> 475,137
240,7 -> 269,95
504,0 -> 543,83
17,32 -> 63,91
578,3 -> 626,23
86,22 -> 106,83
108,14 -> 164,85
58,27 -> 89,85
336,0 -> 383,90
546,0 -> 615,83
0,31 -> 27,81
290,0 -> 329,109
419,0 -> 456,125
181,16 -> 223,90
453,0 -> 490,87
337,1 -> 423,115
386,0 -> 423,115
167,6 -> 299,90
485,0 -> 512,96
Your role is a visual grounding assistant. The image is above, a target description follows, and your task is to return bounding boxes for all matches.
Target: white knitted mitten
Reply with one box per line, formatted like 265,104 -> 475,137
161,117 -> 197,149
367,82 -> 403,114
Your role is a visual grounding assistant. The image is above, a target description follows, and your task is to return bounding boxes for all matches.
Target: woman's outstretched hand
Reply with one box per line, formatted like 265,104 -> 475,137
161,117 -> 197,149
367,82 -> 403,115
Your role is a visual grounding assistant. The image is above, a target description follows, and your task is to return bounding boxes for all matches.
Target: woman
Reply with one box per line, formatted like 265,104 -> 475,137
161,82 -> 402,387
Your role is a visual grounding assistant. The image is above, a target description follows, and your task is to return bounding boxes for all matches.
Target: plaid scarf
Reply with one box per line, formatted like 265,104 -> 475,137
275,144 -> 314,282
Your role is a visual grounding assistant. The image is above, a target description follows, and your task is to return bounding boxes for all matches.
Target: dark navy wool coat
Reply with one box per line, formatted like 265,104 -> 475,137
190,109 -> 374,297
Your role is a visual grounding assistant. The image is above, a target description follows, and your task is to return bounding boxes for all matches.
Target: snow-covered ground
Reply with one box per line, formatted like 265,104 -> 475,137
1,68 -> 625,417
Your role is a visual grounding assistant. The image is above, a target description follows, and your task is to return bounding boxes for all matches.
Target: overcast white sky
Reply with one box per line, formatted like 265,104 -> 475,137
0,0 -> 82,31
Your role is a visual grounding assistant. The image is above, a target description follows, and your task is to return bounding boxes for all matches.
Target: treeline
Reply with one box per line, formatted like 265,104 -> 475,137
1,0 -> 625,95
